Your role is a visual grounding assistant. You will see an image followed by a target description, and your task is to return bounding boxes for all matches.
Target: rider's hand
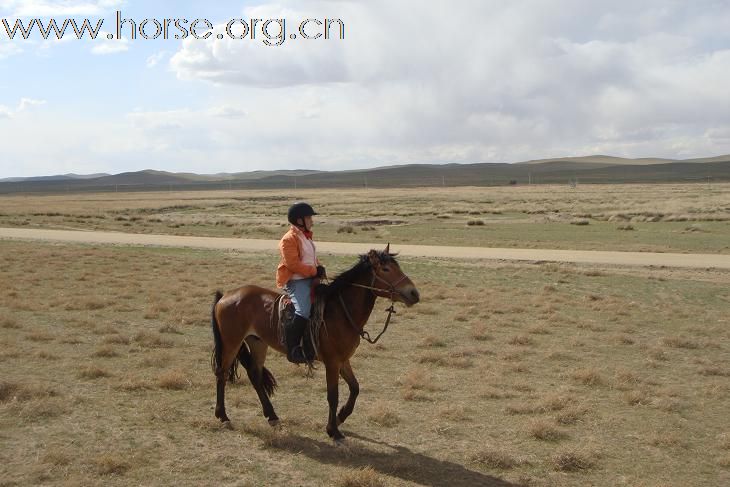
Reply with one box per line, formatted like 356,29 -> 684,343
316,265 -> 327,279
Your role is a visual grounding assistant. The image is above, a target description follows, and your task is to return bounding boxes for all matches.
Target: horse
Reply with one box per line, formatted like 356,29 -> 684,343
210,245 -> 420,441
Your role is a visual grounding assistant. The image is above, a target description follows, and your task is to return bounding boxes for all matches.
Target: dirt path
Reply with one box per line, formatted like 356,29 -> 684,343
2,227 -> 730,269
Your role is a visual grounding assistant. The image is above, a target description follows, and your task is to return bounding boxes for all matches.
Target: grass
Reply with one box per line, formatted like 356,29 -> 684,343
1,184 -> 729,253
469,447 -> 521,470
0,236 -> 729,485
553,449 -> 595,472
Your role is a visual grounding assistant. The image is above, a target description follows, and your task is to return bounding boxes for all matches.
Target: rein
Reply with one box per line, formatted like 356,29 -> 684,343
338,271 -> 407,344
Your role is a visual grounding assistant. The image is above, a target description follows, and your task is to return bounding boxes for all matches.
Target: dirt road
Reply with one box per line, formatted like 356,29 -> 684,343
2,227 -> 730,269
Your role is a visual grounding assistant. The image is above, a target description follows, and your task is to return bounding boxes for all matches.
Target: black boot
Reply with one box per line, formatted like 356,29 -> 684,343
285,315 -> 308,364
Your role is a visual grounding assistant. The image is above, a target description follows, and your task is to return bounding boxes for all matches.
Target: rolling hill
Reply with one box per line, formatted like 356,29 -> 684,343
1,155 -> 728,194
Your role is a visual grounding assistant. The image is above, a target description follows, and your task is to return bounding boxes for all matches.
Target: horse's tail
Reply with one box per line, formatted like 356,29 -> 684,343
210,291 -> 224,375
237,343 -> 278,398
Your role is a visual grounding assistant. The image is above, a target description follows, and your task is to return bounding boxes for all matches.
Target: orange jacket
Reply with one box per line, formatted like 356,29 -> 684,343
276,226 -> 319,288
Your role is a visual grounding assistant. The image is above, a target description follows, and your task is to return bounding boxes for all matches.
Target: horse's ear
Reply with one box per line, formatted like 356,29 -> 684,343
384,243 -> 390,255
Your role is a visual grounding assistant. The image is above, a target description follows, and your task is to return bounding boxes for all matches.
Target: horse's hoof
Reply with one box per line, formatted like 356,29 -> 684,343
268,419 -> 281,428
221,420 -> 233,430
333,437 -> 347,447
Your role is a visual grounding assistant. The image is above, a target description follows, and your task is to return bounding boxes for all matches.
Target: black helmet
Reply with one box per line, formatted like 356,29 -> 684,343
287,202 -> 318,226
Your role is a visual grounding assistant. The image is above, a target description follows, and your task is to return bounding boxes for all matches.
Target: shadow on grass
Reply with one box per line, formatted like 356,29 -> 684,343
243,425 -> 516,487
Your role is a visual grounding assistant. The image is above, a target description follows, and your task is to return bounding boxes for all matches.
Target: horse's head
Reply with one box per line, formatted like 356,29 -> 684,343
367,244 -> 420,307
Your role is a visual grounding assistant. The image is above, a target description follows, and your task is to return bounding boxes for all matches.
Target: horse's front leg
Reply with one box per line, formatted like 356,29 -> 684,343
325,361 -> 344,441
337,360 -> 359,426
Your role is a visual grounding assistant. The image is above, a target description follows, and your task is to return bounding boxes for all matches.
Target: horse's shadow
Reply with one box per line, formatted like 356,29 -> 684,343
247,425 -> 516,487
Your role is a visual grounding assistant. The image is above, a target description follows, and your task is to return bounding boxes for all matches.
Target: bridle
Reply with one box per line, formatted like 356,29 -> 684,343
337,267 -> 409,344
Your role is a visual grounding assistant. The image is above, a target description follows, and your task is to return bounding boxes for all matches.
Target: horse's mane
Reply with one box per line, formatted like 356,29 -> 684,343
316,250 -> 397,298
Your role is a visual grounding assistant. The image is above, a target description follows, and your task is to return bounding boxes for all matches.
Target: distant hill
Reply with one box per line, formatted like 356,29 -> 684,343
0,173 -> 110,183
1,155 -> 728,193
514,155 -> 725,166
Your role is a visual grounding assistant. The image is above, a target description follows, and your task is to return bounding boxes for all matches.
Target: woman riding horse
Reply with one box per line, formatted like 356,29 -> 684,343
211,244 -> 420,441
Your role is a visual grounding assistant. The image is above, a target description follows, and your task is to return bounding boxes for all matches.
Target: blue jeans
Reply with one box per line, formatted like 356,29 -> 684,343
284,278 -> 313,319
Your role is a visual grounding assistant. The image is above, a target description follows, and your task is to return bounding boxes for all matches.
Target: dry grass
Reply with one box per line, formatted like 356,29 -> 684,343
94,453 -> 131,475
649,433 -> 688,449
662,335 -> 701,349
92,345 -> 120,358
571,368 -> 605,386
157,370 -> 191,390
507,334 -> 533,346
1,227 -> 729,486
366,401 -> 400,427
103,334 -> 131,345
336,467 -> 386,487
134,331 -> 173,348
527,419 -> 567,441
469,447 -> 520,470
78,365 -> 112,379
553,449 -> 595,472
1,317 -> 20,329
555,405 -> 589,425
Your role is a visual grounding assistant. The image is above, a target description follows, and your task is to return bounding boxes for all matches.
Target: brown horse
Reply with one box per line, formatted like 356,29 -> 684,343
210,245 -> 420,441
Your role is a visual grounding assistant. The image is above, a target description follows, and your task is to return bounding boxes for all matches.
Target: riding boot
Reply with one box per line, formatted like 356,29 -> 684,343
285,315 -> 308,364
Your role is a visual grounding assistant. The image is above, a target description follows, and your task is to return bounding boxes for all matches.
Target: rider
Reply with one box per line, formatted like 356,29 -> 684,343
276,202 -> 326,363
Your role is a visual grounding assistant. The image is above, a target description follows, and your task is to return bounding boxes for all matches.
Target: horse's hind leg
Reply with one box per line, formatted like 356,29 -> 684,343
337,360 -> 359,426
215,344 -> 240,423
215,370 -> 229,422
242,337 -> 279,425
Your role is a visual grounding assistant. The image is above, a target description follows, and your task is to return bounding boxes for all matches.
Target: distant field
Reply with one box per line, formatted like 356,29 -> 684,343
1,240 -> 729,486
1,183 -> 729,254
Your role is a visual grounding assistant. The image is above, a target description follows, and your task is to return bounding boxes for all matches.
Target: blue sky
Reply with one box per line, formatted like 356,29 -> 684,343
1,0 -> 729,178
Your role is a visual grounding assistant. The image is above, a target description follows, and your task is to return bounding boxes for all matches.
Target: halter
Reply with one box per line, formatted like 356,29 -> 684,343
337,267 -> 408,344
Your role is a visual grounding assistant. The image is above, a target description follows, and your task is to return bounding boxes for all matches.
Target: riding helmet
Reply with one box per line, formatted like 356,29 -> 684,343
287,202 -> 318,226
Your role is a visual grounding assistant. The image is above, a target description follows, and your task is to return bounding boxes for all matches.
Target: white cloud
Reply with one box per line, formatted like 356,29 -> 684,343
0,0 -> 124,17
17,97 -> 46,111
0,97 -> 46,119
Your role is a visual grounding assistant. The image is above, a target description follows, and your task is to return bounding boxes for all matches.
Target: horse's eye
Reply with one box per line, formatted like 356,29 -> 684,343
382,267 -> 390,272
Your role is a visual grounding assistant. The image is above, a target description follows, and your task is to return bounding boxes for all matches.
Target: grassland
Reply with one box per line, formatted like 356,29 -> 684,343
1,239 -> 729,486
1,184 -> 729,254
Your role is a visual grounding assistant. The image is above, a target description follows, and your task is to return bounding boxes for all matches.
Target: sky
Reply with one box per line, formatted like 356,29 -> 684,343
1,0 -> 729,178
